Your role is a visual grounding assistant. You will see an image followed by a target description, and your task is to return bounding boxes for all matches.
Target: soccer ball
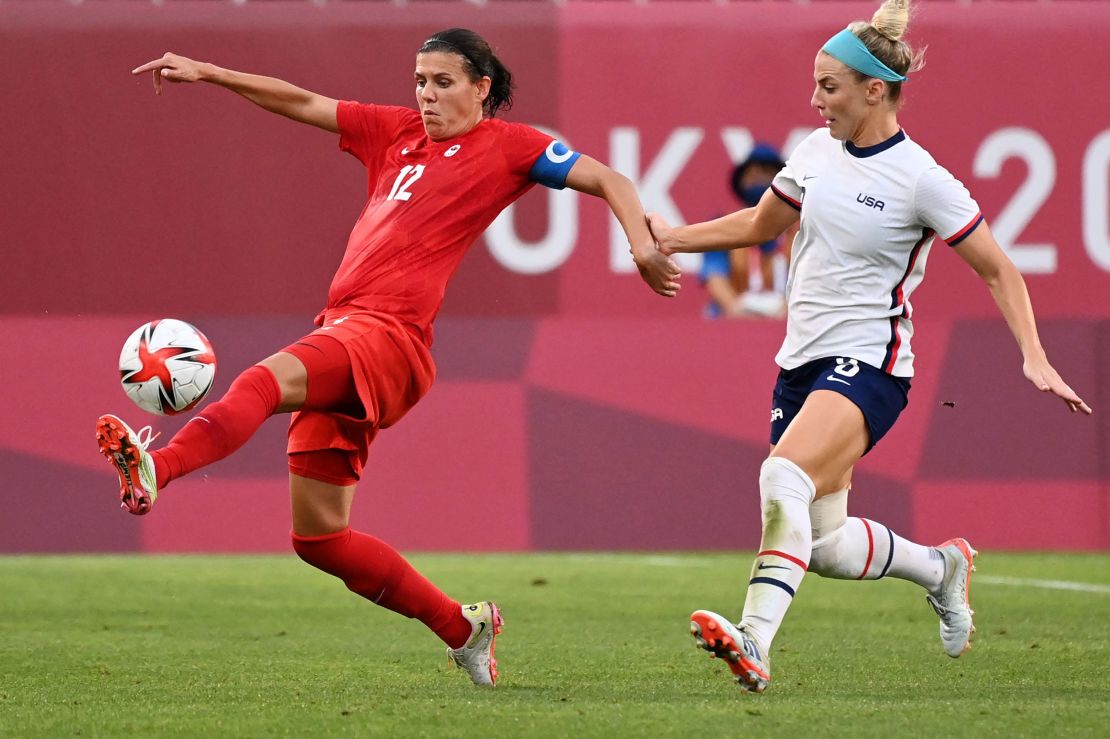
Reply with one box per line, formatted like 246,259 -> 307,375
119,319 -> 217,416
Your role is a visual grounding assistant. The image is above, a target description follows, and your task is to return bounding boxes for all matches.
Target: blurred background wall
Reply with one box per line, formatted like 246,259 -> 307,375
1,1 -> 1107,553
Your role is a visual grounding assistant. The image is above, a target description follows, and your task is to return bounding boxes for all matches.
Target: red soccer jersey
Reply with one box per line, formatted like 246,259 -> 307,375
328,101 -> 556,345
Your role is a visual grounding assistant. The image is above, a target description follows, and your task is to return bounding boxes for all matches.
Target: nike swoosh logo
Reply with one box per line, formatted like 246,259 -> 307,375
757,563 -> 791,571
803,175 -> 818,181
401,147 -> 410,155
826,375 -> 851,385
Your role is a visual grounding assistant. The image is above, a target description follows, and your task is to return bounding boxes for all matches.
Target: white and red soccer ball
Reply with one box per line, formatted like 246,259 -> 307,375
119,319 -> 217,416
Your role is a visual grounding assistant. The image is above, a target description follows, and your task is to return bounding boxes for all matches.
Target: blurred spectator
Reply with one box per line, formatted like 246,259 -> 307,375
701,143 -> 791,318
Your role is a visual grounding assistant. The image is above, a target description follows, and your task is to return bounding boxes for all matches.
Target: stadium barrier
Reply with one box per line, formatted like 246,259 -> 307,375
2,1 -> 1106,552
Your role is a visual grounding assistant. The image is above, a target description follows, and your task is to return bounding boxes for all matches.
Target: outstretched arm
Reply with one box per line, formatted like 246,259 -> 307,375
955,222 -> 1092,414
648,187 -> 799,255
131,53 -> 339,133
564,155 -> 681,298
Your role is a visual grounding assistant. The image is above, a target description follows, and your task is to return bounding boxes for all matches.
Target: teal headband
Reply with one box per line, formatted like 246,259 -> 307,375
821,27 -> 907,82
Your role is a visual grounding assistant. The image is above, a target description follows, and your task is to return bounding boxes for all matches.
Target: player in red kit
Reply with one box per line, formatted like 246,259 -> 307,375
96,28 -> 680,687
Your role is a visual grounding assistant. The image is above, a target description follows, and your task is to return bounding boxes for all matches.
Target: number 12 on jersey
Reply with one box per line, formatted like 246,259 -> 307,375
387,165 -> 425,202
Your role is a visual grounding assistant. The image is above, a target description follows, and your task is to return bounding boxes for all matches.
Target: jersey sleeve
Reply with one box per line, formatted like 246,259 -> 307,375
528,140 -> 581,190
914,166 -> 984,246
768,129 -> 821,208
498,123 -> 580,190
336,101 -> 411,167
771,161 -> 803,211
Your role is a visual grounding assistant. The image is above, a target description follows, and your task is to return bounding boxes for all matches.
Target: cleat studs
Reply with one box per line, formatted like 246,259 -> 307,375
707,622 -> 718,632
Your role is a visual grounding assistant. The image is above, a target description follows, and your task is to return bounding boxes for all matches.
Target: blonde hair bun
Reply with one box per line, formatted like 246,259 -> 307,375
870,0 -> 911,42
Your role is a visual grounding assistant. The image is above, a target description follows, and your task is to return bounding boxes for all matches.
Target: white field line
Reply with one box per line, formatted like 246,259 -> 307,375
975,575 -> 1110,595
640,556 -> 716,567
557,554 -> 715,567
557,555 -> 1110,593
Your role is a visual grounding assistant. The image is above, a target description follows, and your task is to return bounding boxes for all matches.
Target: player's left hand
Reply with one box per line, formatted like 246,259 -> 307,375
1023,356 -> 1092,414
646,213 -> 678,256
633,248 -> 681,297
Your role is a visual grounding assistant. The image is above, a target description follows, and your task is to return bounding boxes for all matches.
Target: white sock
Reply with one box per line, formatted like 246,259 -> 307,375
810,486 -> 848,537
810,517 -> 944,591
739,457 -> 815,651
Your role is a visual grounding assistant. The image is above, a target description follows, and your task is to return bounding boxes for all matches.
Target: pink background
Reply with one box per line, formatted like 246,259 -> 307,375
1,1 -> 1107,552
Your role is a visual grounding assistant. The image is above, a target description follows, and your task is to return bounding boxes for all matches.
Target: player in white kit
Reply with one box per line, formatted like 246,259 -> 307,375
649,0 -> 1091,693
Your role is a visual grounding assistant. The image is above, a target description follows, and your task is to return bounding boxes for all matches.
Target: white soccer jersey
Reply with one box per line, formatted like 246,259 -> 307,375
771,129 -> 982,377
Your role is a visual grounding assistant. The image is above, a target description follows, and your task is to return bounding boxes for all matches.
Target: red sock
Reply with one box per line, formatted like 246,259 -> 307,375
150,364 -> 282,489
291,528 -> 472,648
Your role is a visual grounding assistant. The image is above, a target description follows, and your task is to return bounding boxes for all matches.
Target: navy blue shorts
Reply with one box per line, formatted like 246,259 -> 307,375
769,357 -> 911,453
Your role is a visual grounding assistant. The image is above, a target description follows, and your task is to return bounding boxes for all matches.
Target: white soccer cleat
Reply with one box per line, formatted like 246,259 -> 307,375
95,414 -> 159,515
446,601 -> 503,686
925,538 -> 977,658
690,610 -> 771,693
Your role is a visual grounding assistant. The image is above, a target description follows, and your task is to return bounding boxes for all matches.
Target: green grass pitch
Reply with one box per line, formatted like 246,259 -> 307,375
2,552 -> 1108,737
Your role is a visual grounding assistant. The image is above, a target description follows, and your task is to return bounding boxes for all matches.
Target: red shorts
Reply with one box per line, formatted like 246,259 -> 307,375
285,309 -> 435,484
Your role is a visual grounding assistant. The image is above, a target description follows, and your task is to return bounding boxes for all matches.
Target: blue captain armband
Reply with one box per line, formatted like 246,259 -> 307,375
529,140 -> 581,189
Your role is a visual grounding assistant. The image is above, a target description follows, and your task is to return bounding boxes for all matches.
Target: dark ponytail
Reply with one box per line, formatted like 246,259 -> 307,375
419,28 -> 514,117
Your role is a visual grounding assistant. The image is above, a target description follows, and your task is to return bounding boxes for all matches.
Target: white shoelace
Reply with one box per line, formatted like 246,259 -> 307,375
134,425 -> 160,451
